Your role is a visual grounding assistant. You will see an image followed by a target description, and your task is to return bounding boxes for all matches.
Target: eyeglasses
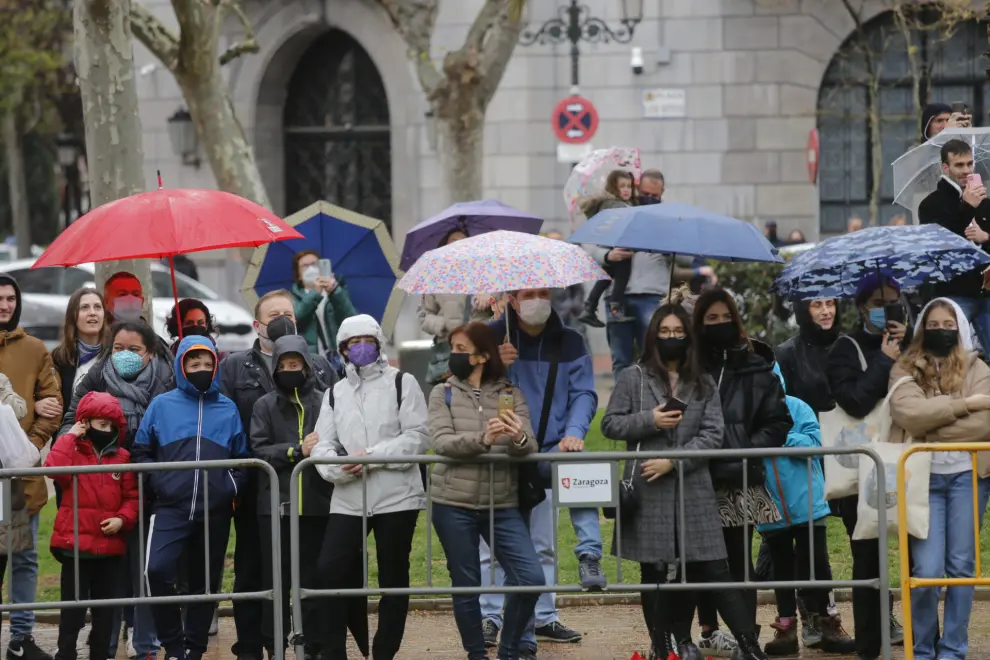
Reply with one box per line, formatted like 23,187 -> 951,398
657,329 -> 686,339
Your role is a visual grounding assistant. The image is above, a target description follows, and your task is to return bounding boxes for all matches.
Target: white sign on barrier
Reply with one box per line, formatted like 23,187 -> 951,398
551,461 -> 618,508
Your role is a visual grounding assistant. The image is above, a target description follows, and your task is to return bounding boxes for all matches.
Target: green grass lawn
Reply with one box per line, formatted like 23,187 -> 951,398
19,411 -> 990,603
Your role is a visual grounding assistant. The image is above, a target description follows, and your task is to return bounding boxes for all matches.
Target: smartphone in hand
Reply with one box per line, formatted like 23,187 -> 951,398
498,390 -> 514,416
969,173 -> 983,188
661,398 -> 687,414
952,101 -> 970,115
318,258 -> 333,278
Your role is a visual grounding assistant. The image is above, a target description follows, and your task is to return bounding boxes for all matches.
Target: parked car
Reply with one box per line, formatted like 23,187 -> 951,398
0,259 -> 256,353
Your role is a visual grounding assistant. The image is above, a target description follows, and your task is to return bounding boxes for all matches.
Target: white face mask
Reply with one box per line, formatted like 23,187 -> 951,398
518,298 -> 552,326
302,265 -> 319,286
113,295 -> 143,321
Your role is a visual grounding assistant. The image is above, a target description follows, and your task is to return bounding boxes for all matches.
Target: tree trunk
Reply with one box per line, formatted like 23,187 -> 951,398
438,118 -> 483,203
867,77 -> 882,226
1,109 -> 32,259
73,0 -> 152,319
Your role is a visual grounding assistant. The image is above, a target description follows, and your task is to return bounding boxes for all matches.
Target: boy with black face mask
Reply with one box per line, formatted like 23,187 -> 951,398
45,391 -> 139,660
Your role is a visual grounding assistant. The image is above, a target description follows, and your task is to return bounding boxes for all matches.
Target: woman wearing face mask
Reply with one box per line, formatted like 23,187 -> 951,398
826,273 -> 908,659
887,298 -> 990,660
165,299 -> 226,359
249,335 -> 335,660
419,229 -> 495,384
58,321 -> 174,660
428,322 -> 542,660
603,289 -> 768,660
691,288 -> 791,656
312,314 -> 429,660
291,250 -> 357,357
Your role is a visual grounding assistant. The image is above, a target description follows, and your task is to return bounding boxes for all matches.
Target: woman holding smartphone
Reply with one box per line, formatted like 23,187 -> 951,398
602,289 -> 769,660
291,250 -> 358,357
428,322 -> 543,660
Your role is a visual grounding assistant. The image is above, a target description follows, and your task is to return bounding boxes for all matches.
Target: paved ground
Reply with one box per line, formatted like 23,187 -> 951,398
11,600 -> 990,659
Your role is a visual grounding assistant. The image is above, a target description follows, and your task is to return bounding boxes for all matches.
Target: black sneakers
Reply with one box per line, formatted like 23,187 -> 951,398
535,621 -> 582,643
482,618 -> 499,649
577,555 -> 606,590
7,637 -> 52,660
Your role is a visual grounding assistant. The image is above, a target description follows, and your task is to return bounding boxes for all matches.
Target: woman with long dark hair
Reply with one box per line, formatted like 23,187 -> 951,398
165,299 -> 224,358
51,288 -> 108,410
691,288 -> 791,656
602,288 -> 768,660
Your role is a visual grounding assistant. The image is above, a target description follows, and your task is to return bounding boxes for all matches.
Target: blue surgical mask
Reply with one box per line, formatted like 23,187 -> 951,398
867,307 -> 887,330
111,350 -> 145,380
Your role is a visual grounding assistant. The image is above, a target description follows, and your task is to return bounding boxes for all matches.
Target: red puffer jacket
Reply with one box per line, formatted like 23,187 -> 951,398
45,391 -> 139,556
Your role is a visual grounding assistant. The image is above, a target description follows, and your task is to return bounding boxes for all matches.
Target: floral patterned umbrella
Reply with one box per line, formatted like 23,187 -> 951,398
396,230 -> 609,295
773,224 -> 990,300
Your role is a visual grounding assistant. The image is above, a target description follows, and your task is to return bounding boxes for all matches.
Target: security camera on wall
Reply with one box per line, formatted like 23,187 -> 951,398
631,47 -> 644,75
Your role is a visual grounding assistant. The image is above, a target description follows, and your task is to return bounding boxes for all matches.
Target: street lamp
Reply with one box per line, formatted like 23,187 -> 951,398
520,0 -> 643,88
55,132 -> 82,227
166,107 -> 201,168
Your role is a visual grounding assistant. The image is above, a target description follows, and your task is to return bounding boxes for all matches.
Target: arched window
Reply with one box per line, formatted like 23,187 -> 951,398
283,30 -> 392,229
818,11 -> 988,233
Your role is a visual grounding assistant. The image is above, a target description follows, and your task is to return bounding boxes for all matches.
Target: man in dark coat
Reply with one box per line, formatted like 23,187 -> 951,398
219,290 -> 335,660
248,335 -> 335,660
918,138 -> 990,354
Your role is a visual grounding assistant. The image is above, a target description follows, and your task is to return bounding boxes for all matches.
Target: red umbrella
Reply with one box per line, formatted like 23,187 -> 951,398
34,183 -> 303,338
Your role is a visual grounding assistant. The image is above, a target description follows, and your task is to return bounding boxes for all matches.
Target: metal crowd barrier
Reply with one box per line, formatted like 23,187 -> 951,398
290,446 -> 891,660
897,443 -> 990,660
0,459 -> 284,660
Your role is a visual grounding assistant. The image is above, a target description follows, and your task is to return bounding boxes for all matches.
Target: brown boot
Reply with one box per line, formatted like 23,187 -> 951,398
763,618 -> 798,656
818,614 -> 857,654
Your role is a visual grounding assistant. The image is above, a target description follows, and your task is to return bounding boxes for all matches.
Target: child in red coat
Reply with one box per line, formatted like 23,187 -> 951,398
45,391 -> 139,660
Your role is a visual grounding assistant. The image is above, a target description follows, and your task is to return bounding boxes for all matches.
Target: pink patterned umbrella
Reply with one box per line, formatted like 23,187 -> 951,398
397,230 -> 610,295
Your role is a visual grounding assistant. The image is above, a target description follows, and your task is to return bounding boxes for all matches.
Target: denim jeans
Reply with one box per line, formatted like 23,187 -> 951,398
606,294 -> 662,378
433,504 -> 543,660
948,296 -> 990,356
109,528 -> 160,656
479,490 -> 602,648
910,471 -> 990,660
10,513 -> 39,639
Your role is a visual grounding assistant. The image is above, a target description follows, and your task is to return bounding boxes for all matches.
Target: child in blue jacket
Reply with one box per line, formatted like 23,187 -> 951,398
758,365 -> 854,656
133,336 -> 249,660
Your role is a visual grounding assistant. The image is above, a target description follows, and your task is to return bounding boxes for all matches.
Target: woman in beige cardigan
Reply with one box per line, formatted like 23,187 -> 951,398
888,297 -> 990,660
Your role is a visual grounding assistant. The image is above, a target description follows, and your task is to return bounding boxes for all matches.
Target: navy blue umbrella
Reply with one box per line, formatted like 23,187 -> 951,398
566,202 -> 782,263
773,224 -> 990,300
242,201 -> 404,337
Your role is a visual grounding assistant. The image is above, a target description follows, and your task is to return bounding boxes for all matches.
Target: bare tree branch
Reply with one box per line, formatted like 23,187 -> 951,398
130,2 -> 180,71
376,0 -> 442,94
476,0 -> 524,104
218,0 -> 258,65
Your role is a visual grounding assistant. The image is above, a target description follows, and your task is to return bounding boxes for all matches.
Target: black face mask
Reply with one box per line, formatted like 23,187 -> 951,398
657,337 -> 689,362
87,428 -> 117,452
274,369 -> 306,392
448,353 -> 476,381
186,370 -> 213,393
182,325 -> 211,338
267,316 -> 297,344
702,321 -> 740,350
638,194 -> 662,206
922,328 -> 959,357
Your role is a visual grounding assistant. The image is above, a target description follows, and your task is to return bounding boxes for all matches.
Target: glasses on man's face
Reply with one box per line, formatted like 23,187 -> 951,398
658,329 -> 686,339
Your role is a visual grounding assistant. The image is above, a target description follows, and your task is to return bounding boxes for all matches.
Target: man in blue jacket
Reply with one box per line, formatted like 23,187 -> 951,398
479,288 -> 600,657
133,336 -> 250,660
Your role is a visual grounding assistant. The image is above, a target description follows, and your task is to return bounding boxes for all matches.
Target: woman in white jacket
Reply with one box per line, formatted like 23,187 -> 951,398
313,314 -> 429,660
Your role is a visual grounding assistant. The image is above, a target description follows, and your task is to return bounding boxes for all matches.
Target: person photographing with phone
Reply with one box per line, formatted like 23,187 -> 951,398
919,138 -> 990,355
291,250 -> 358,359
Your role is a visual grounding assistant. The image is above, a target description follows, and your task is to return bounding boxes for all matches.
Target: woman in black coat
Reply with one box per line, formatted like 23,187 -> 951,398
775,299 -> 840,414
692,288 -> 792,653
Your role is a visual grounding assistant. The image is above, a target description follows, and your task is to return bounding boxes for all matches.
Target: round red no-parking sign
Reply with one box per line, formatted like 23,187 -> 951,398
552,96 -> 599,145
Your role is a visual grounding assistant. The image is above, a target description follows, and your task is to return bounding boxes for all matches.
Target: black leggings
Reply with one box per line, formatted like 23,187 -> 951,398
585,258 -> 631,307
762,524 -> 832,618
698,526 -> 757,635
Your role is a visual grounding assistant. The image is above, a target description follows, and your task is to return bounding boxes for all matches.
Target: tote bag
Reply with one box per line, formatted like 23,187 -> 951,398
853,376 -> 932,540
820,336 -> 888,499
0,403 -> 40,469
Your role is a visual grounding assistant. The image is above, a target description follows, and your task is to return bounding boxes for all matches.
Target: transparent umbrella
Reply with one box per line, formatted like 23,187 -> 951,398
892,127 -> 990,209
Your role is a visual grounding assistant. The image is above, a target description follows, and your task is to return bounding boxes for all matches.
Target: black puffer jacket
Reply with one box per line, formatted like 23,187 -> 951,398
774,302 -> 841,413
826,329 -> 895,420
248,336 -> 334,516
704,339 -> 792,488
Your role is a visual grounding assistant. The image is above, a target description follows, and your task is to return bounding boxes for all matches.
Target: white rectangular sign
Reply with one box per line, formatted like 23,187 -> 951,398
642,88 -> 686,119
557,142 -> 593,164
552,461 -> 618,508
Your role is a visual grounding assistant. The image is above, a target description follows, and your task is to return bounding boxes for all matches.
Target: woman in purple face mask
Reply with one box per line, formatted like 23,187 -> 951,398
310,314 -> 430,660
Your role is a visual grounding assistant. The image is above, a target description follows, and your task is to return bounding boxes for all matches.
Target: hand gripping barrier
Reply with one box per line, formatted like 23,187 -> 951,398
0,459 -> 284,660
290,446 -> 891,660
897,443 -> 990,660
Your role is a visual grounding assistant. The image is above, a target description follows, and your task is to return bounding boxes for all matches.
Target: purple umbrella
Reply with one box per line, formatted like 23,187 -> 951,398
399,199 -> 543,270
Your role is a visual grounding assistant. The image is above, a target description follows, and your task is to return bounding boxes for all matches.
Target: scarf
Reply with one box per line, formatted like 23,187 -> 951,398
77,340 -> 101,366
102,356 -> 168,436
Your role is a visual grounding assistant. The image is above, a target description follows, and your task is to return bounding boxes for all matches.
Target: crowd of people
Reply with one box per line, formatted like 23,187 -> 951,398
0,99 -> 985,660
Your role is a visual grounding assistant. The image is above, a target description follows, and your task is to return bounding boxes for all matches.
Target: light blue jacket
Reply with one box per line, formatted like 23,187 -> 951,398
758,364 -> 831,533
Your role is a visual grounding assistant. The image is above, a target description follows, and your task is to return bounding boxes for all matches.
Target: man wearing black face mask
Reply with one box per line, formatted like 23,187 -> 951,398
218,290 -> 336,660
247,335 -> 336,660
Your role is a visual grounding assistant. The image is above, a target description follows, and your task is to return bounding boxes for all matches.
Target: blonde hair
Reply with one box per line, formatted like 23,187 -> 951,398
664,284 -> 697,315
899,300 -> 968,395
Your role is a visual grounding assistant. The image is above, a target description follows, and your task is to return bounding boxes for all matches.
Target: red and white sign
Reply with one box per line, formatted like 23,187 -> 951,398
552,96 -> 599,145
807,128 -> 820,184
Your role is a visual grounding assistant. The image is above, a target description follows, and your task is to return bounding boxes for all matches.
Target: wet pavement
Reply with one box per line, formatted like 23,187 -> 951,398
12,600 -> 990,659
